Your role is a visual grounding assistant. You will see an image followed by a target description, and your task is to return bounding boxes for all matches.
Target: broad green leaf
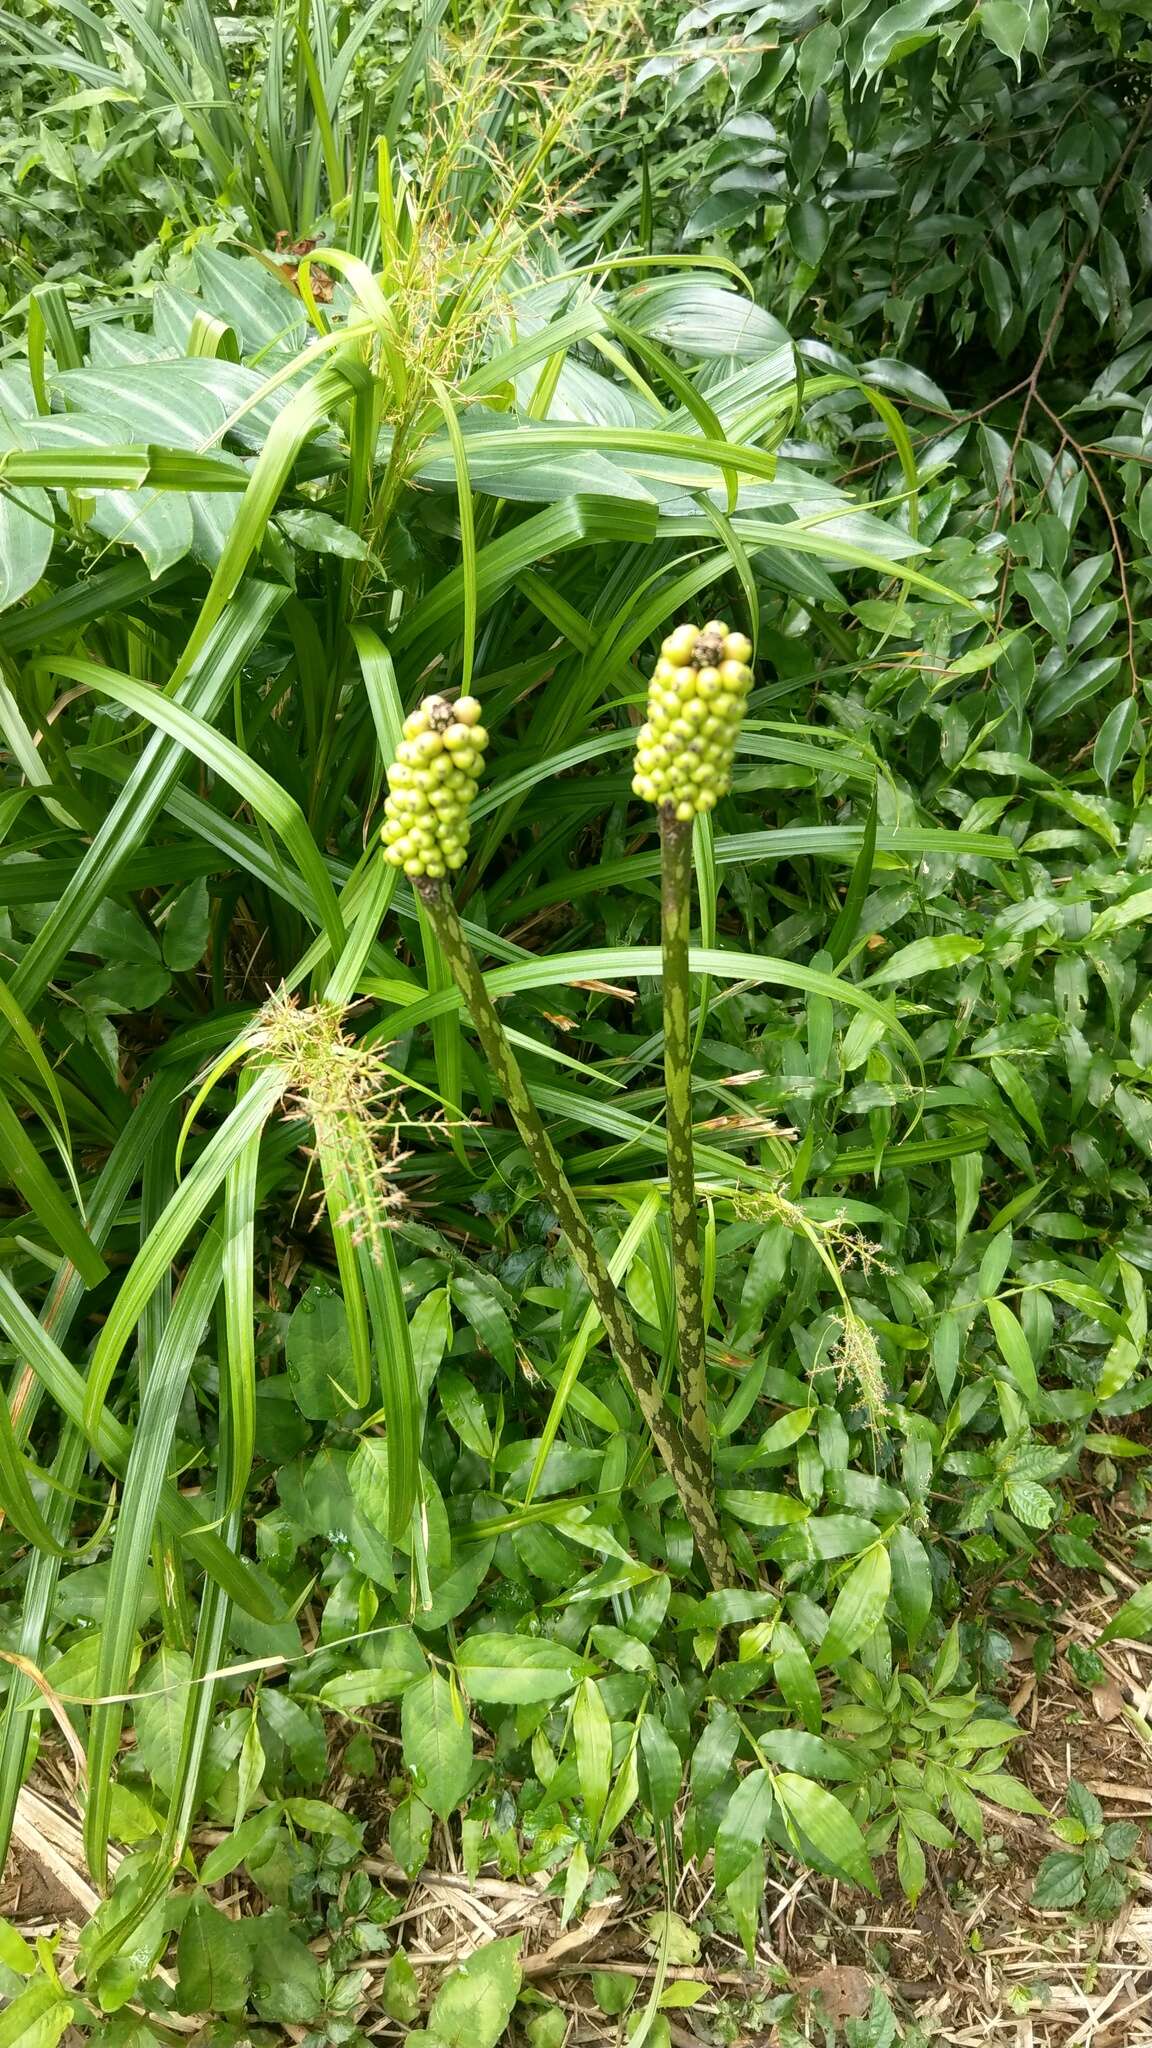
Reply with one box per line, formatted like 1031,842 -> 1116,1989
863,0 -> 957,72
199,1806 -> 283,1885
888,1526 -> 933,1649
133,1646 -> 193,1800
819,1547 -> 892,1666
774,1772 -> 878,1892
725,1847 -> 764,1964
401,1671 -> 473,1821
592,1971 -> 636,2016
381,1949 -> 421,2024
897,1820 -> 927,1904
0,475 -> 53,612
1005,1477 -> 1055,1528
175,1891 -> 252,2015
772,1622 -> 823,1733
1015,567 -> 1071,643
1093,698 -> 1138,791
987,1298 -> 1040,1406
573,1678 -> 612,1831
389,1793 -> 433,1879
1032,1851 -> 1087,1910
864,935 -> 981,985
638,1712 -> 683,1821
1099,1582 -> 1152,1645
456,1633 -> 593,1704
282,1798 -> 361,1842
248,1910 -> 324,2026
979,0 -> 1029,68
715,1767 -> 774,1891
427,1937 -> 523,2048
758,1408 -> 814,1454
451,1273 -> 517,1375
0,1976 -> 71,2048
0,1921 -> 34,1976
966,1771 -> 1047,1815
285,1284 -> 353,1420
438,1366 -> 495,1459
690,1707 -> 740,1801
758,1730 -> 861,1780
720,1490 -> 810,1528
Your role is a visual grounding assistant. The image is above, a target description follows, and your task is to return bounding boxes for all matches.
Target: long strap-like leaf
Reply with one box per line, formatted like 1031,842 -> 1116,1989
84,1226 -> 225,1886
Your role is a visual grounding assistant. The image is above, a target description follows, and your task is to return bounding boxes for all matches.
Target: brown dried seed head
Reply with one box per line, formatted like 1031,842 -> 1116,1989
424,694 -> 456,732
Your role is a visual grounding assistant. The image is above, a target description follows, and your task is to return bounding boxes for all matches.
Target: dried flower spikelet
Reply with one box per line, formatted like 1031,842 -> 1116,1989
381,694 -> 488,878
249,991 -> 407,1253
832,1309 -> 890,1438
731,1188 -> 888,1277
251,990 -> 389,1121
632,619 -> 753,820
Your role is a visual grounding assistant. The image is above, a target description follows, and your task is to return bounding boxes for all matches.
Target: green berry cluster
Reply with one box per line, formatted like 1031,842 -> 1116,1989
380,693 -> 488,878
631,619 -> 753,820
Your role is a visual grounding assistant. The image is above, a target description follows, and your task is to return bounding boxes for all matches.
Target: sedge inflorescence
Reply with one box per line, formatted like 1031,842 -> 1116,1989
380,693 -> 489,878
632,618 -> 753,820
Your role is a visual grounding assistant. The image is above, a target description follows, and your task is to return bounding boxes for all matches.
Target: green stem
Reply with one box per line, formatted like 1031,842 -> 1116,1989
415,873 -> 734,1590
660,805 -> 711,1463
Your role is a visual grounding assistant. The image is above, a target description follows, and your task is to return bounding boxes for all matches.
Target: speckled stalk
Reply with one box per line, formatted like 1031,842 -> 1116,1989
415,873 -> 733,1590
660,805 -> 711,1462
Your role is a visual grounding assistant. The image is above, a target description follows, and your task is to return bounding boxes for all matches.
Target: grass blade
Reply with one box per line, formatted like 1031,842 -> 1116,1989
82,1067 -> 284,1444
84,1226 -> 224,1885
7,583 -> 287,1015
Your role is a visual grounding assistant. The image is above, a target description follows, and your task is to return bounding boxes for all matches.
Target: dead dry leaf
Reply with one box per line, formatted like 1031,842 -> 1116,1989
797,1964 -> 873,2024
1093,1677 -> 1126,1722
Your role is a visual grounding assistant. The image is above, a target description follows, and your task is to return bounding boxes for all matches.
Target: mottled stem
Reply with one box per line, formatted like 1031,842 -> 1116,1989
415,873 -> 733,1590
660,806 -> 711,1462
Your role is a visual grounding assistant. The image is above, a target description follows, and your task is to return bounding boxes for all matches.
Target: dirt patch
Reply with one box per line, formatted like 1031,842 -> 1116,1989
0,1841 -> 81,1929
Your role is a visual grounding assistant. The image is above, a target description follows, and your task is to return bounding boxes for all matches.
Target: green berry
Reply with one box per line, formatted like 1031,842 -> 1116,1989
633,620 -> 752,817
382,691 -> 488,875
662,623 -> 698,665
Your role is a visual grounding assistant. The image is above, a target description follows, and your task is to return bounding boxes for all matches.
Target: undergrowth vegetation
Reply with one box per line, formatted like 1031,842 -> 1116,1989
0,0 -> 1151,2040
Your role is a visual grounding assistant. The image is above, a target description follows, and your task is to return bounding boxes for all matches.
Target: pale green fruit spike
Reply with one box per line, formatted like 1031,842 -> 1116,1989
631,619 -> 753,821
380,693 -> 488,878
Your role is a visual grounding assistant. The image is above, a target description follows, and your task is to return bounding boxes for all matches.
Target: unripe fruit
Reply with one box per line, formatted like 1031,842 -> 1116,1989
382,691 -> 488,875
662,624 -> 698,665
633,620 -> 752,817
